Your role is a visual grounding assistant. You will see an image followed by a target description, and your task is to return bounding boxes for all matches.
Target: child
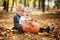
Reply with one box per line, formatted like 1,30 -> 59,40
13,4 -> 24,34
19,7 -> 32,25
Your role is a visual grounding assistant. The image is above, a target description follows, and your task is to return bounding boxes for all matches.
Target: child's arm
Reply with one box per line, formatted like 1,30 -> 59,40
29,18 -> 37,22
14,16 -> 21,27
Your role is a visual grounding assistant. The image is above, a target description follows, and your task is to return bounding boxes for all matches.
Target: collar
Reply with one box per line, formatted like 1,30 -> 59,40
16,14 -> 21,17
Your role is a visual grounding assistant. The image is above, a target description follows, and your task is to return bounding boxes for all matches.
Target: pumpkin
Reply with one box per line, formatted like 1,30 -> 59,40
23,19 -> 40,33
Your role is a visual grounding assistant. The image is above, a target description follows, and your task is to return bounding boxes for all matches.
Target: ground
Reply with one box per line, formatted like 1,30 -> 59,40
0,10 -> 60,40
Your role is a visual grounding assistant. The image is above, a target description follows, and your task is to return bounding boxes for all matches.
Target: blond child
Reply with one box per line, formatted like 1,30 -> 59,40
19,7 -> 32,25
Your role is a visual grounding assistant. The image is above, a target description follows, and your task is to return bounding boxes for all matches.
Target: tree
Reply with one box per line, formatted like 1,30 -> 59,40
47,0 -> 52,10
3,0 -> 9,12
3,0 -> 6,10
10,0 -> 14,11
27,0 -> 29,7
24,0 -> 26,7
38,0 -> 41,9
33,0 -> 36,8
47,0 -> 49,10
20,0 -> 22,3
6,0 -> 9,12
56,0 -> 60,9
42,0 -> 45,12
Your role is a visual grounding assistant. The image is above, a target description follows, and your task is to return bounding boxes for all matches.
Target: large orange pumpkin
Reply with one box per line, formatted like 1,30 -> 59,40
23,19 -> 40,33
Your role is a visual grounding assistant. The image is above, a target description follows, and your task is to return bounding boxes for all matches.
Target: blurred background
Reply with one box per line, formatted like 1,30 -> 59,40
0,0 -> 60,40
0,0 -> 60,12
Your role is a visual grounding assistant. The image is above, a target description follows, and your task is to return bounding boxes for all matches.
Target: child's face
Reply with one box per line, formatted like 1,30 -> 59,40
19,9 -> 24,16
17,9 -> 24,16
16,6 -> 24,16
25,11 -> 31,17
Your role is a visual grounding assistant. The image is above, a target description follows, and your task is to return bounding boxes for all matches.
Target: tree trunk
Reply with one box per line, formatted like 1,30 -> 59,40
42,0 -> 45,12
27,0 -> 29,7
11,0 -> 14,11
6,0 -> 9,12
3,0 -> 9,12
47,0 -> 49,10
38,0 -> 40,9
24,0 -> 26,7
33,0 -> 36,8
57,0 -> 60,9
3,0 -> 6,10
20,0 -> 22,3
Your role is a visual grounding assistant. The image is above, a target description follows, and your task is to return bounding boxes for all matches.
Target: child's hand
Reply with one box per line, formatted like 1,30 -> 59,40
30,19 -> 37,22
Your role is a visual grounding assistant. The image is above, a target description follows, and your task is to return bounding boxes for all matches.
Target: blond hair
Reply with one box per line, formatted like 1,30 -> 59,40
16,4 -> 24,13
24,7 -> 32,13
